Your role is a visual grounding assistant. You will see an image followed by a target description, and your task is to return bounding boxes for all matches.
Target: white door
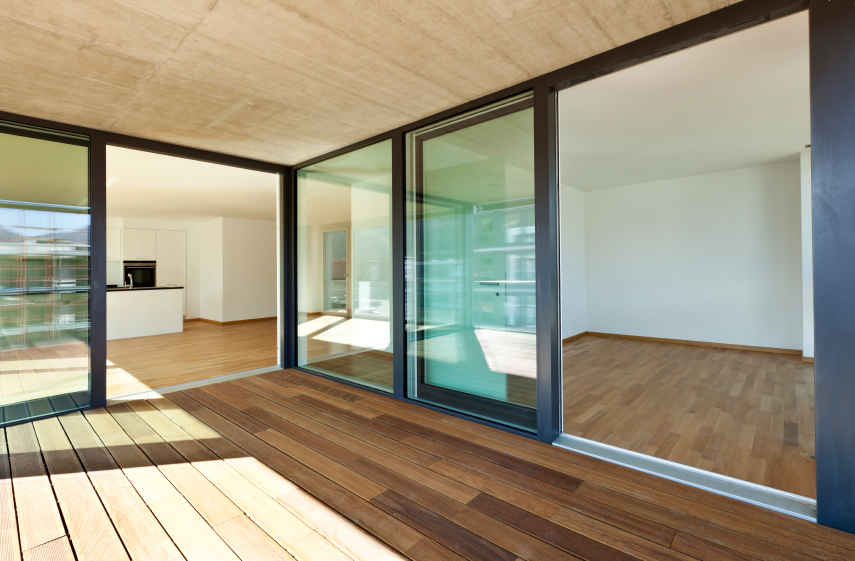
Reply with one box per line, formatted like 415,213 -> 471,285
123,229 -> 157,261
156,230 -> 187,316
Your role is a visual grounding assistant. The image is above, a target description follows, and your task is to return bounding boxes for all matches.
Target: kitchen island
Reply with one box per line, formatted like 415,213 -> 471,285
107,286 -> 184,340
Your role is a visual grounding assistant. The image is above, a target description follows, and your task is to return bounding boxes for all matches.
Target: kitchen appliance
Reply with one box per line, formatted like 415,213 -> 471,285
123,261 -> 156,288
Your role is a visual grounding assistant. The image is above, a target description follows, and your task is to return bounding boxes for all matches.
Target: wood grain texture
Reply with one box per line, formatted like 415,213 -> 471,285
31,418 -> 128,561
5,423 -> 66,553
563,335 -> 816,497
56,413 -> 184,561
0,430 -> 20,561
21,537 -> 74,561
2,366 -> 850,560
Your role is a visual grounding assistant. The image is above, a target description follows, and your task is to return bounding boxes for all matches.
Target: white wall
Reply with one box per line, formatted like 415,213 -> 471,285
560,185 -> 588,338
199,218 -> 224,323
562,161 -> 803,350
800,149 -> 814,358
222,218 -> 278,322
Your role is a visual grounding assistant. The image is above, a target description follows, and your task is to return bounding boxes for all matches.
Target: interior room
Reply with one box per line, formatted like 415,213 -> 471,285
296,140 -> 394,390
558,12 -> 814,497
105,146 -> 280,398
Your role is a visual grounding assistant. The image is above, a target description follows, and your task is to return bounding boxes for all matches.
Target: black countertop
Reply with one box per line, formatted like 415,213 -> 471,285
106,286 -> 184,292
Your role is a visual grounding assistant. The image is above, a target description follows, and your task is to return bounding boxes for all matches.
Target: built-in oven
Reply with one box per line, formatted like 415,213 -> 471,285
123,261 -> 156,288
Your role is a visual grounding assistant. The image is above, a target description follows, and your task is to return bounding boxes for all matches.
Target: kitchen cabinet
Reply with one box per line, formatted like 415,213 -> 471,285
122,229 -> 157,261
106,228 -> 122,285
106,228 -> 121,261
156,230 -> 187,315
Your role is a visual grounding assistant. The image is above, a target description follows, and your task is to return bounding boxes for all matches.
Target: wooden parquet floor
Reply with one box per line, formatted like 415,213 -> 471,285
563,335 -> 816,497
3,368 -> 851,561
107,320 -> 278,398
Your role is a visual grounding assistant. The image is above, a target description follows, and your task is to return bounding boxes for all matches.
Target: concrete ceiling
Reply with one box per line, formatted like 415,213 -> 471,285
106,145 -> 278,222
559,11 -> 809,191
0,0 -> 738,166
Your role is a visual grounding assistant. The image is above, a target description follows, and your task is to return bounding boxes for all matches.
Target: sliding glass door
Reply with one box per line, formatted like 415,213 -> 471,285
296,140 -> 393,391
0,120 -> 92,425
405,94 -> 537,431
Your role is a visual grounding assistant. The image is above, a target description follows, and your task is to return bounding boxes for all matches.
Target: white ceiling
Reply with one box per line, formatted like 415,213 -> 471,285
559,12 -> 810,191
106,145 -> 279,222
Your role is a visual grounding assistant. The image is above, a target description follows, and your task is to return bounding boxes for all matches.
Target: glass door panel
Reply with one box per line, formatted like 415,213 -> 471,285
406,94 -> 537,431
296,140 -> 393,391
322,229 -> 348,313
0,119 -> 91,425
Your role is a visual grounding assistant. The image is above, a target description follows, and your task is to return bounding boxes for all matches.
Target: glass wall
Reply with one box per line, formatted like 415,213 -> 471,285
296,140 -> 393,391
0,120 -> 91,424
406,94 -> 537,431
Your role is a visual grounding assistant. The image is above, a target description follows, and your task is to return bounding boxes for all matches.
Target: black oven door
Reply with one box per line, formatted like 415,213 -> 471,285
124,262 -> 156,288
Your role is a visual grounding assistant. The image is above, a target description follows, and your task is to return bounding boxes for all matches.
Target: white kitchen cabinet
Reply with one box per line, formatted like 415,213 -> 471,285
106,228 -> 122,261
122,229 -> 157,261
156,230 -> 187,315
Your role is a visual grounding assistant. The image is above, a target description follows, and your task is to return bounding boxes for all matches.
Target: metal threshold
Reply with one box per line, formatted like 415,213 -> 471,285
553,433 -> 817,521
106,365 -> 282,404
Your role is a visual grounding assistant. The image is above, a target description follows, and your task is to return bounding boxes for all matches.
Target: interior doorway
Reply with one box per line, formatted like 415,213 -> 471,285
104,146 -> 280,399
556,11 -> 815,515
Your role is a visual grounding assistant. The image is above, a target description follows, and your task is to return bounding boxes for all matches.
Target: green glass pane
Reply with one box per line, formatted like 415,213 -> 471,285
296,140 -> 393,391
406,95 -> 537,431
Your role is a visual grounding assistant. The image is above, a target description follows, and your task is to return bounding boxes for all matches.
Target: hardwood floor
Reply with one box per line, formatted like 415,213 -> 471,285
107,319 -> 278,398
563,335 -> 816,498
3,368 -> 851,561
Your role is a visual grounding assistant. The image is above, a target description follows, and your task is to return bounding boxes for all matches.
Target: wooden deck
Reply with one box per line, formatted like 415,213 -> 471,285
3,368 -> 853,561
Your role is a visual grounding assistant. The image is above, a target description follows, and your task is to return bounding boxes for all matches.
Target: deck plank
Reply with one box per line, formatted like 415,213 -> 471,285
5,423 -> 66,553
0,430 -> 21,561
81,408 -> 240,561
21,537 -> 74,561
204,381 -> 615,561
56,413 -> 183,561
164,391 -> 431,556
31,417 -> 128,561
145,400 -> 412,561
4,367 -> 853,561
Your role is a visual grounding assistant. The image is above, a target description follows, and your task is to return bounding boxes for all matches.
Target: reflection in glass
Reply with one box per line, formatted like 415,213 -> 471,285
296,140 -> 393,391
323,229 -> 348,313
0,121 -> 91,423
406,94 -> 537,431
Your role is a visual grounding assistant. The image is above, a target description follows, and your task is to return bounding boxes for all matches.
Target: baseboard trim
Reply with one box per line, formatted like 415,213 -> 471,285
561,332 -> 588,344
563,331 -> 801,356
553,433 -> 817,522
107,365 -> 283,403
191,316 -> 277,326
